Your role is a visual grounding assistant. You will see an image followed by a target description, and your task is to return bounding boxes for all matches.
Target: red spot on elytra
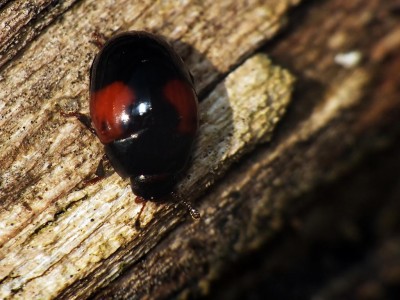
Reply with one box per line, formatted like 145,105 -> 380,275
90,81 -> 135,143
163,79 -> 198,134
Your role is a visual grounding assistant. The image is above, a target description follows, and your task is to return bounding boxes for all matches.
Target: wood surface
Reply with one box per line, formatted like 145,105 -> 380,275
1,0 -> 399,299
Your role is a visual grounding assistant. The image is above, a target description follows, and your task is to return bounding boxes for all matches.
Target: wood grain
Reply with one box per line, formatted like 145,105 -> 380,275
0,0 -> 298,298
92,0 -> 400,298
2,0 -> 399,299
0,0 -> 80,69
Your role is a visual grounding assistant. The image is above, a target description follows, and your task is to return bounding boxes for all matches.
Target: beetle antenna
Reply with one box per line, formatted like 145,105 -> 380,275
171,192 -> 200,219
181,199 -> 201,219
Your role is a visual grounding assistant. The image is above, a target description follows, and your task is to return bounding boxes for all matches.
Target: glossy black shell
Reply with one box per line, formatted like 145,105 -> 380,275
90,32 -> 198,199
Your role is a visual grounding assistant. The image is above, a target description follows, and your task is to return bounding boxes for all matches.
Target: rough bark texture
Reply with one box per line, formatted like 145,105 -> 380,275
1,0 -> 400,299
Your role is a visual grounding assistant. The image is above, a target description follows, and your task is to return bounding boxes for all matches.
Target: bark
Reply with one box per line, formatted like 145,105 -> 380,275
0,0 -> 399,299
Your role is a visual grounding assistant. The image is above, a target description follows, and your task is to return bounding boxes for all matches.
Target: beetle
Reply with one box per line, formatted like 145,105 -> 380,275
70,31 -> 200,218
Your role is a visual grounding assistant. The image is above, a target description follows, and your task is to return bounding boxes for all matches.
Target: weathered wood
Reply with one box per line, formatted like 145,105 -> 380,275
91,0 -> 400,299
0,0 -> 299,299
1,0 -> 399,299
0,0 -> 80,70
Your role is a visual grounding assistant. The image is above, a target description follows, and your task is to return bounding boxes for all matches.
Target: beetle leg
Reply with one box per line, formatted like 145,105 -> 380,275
80,154 -> 109,187
90,30 -> 107,49
134,196 -> 147,229
61,111 -> 97,136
